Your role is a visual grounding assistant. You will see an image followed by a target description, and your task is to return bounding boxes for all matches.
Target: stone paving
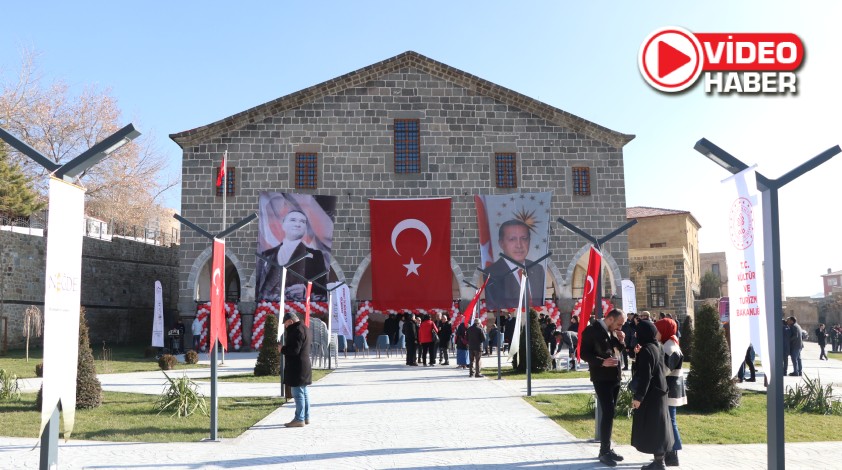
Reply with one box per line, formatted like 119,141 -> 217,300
2,343 -> 841,469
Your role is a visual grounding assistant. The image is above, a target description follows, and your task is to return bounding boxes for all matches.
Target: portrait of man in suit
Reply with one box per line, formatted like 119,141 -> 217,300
484,219 -> 545,310
255,193 -> 335,302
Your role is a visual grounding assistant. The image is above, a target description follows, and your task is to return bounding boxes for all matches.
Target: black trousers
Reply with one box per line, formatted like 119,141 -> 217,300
422,342 -> 436,365
406,342 -> 417,365
592,380 -> 621,454
439,344 -> 450,364
469,349 -> 482,375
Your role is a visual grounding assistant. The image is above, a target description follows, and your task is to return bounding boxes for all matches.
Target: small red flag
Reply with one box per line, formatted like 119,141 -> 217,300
577,246 -> 601,361
464,276 -> 491,327
216,152 -> 227,187
304,281 -> 313,327
210,238 -> 228,351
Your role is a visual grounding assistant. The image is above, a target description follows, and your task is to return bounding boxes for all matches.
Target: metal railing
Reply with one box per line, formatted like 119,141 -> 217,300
1,212 -> 179,246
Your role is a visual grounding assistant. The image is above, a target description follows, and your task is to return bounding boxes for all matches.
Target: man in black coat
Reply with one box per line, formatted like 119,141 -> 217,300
467,320 -> 485,377
256,210 -> 328,302
281,312 -> 312,427
579,308 -> 627,467
484,220 -> 545,310
403,313 -> 419,366
383,313 -> 400,346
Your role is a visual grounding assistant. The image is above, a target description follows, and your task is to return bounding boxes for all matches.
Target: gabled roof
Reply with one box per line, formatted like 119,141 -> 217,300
627,206 -> 701,228
170,51 -> 634,149
822,270 -> 842,277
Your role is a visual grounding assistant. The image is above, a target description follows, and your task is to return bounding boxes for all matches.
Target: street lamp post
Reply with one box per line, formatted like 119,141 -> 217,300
694,138 -> 841,470
1,124 -> 141,470
556,217 -> 637,441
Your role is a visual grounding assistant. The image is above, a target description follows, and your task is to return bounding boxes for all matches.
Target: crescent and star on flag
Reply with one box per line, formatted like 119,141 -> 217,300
390,218 -> 432,277
212,267 -> 222,296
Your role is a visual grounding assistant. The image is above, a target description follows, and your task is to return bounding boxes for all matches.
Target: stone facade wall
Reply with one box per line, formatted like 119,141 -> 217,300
784,296 -> 820,339
176,63 -> 632,337
629,249 -> 693,320
700,251 -> 728,297
0,230 -> 179,349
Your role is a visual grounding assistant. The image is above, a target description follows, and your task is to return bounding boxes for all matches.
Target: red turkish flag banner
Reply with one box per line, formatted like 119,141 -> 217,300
210,238 -> 228,351
304,281 -> 313,327
370,198 -> 451,310
577,246 -> 602,361
464,276 -> 490,327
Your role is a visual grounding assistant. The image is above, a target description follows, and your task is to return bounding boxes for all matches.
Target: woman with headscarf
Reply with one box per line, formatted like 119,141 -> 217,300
630,320 -> 673,470
655,318 -> 686,467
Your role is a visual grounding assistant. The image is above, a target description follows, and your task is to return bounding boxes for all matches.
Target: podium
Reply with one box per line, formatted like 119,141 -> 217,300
167,329 -> 183,354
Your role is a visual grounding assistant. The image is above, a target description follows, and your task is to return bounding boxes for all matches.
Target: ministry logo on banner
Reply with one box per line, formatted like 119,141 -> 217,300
723,166 -> 770,382
474,192 -> 551,310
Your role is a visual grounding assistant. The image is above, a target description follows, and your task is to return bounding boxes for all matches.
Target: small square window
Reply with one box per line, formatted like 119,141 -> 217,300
572,167 -> 591,196
394,119 -> 420,173
495,153 -> 517,188
295,153 -> 318,189
216,167 -> 235,197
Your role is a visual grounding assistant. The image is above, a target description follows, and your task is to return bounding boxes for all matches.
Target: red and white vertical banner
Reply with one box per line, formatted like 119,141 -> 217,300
210,238 -> 228,351
152,280 -> 164,347
723,166 -> 769,380
578,246 -> 602,361
40,177 -> 85,438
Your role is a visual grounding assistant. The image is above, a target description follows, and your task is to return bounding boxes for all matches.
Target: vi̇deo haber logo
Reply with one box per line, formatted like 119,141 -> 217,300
638,26 -> 804,94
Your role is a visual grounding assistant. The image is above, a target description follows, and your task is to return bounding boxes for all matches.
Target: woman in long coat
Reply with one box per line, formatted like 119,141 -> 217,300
281,312 -> 312,426
631,320 -> 674,470
656,318 -> 686,467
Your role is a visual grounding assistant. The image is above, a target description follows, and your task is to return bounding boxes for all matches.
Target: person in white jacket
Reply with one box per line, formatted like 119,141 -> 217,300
656,318 -> 686,468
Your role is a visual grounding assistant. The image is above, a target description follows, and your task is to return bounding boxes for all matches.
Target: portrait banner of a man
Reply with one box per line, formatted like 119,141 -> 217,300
474,192 -> 551,310
256,192 -> 336,303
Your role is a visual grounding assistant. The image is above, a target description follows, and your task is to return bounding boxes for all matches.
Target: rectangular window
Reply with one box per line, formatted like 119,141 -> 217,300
215,167 -> 235,197
711,263 -> 720,277
572,167 -> 591,196
494,153 -> 517,188
295,153 -> 318,189
648,278 -> 667,307
394,119 -> 420,173
649,242 -> 667,248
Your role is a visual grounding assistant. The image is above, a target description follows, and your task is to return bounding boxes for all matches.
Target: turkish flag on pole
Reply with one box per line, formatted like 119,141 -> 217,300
210,238 -> 228,352
304,281 -> 313,327
216,151 -> 227,187
370,198 -> 451,310
577,246 -> 602,361
463,276 -> 490,327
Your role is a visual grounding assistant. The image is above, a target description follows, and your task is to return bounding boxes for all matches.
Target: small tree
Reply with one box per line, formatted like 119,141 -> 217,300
0,144 -> 46,217
686,304 -> 740,412
22,306 -> 43,362
513,309 -> 552,372
681,315 -> 694,363
254,314 -> 281,376
700,271 -> 722,299
36,307 -> 102,409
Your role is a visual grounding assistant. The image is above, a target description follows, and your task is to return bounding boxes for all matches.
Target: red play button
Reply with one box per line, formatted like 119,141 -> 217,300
638,27 -> 703,92
658,40 -> 691,78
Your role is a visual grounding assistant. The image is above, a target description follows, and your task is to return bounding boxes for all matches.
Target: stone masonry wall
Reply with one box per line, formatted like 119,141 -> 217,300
177,67 -> 630,321
0,230 -> 179,349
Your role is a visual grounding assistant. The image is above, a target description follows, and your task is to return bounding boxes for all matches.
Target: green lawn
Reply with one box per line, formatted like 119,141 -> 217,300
481,367 -> 591,380
210,369 -> 331,383
0,345 -> 203,378
526,391 -> 842,444
0,391 -> 282,442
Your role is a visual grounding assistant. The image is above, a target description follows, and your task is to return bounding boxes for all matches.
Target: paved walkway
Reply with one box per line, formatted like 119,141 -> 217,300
2,343 -> 841,469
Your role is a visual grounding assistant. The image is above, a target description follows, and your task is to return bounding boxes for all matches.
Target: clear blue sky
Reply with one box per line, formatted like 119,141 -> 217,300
2,1 -> 840,297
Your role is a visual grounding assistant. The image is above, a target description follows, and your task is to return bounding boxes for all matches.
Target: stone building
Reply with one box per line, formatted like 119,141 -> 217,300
821,268 -> 842,297
700,251 -> 728,298
170,51 -> 634,342
627,206 -> 701,320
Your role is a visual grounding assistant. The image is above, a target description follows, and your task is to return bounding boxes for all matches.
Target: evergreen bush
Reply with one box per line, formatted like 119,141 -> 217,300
254,314 -> 281,376
686,304 -> 740,412
681,315 -> 694,363
158,354 -> 177,370
184,350 -> 199,364
513,309 -> 552,372
35,362 -> 44,378
76,308 -> 103,409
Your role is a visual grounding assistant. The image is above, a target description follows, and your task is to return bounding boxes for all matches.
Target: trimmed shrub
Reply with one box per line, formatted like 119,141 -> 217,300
686,304 -> 740,412
184,350 -> 199,365
254,314 -> 281,376
35,362 -> 44,378
0,369 -> 21,401
681,315 -> 694,363
512,309 -> 552,372
76,307 -> 102,409
158,354 -> 177,370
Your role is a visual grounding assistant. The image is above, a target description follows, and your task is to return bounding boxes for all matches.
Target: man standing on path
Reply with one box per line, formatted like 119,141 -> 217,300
191,317 -> 203,352
403,313 -> 419,366
281,312 -> 312,427
787,316 -> 804,376
580,308 -> 627,467
467,319 -> 485,377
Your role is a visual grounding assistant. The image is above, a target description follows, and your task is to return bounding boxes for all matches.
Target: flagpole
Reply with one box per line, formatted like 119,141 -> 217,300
221,151 -> 227,366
